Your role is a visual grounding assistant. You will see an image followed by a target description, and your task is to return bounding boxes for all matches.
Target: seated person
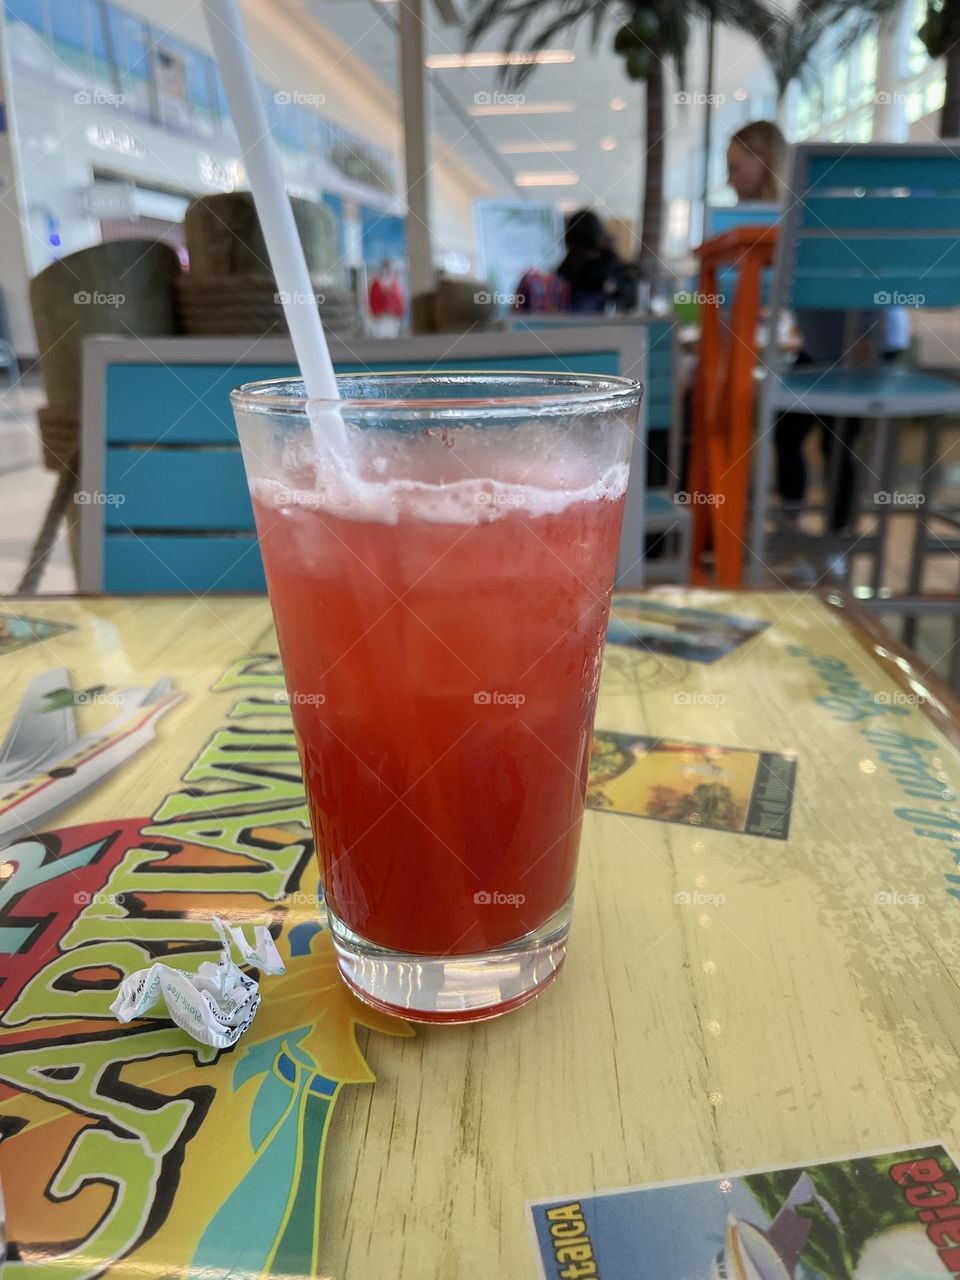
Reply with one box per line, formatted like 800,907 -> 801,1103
556,209 -> 636,315
727,121 -> 909,536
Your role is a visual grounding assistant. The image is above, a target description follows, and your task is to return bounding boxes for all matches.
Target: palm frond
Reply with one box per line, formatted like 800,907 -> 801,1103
690,0 -> 785,39
465,0 -> 784,92
655,5 -> 692,84
466,0 -> 599,86
756,0 -> 894,100
464,0 -> 540,50
588,0 -> 608,50
831,3 -> 892,58
759,9 -> 829,97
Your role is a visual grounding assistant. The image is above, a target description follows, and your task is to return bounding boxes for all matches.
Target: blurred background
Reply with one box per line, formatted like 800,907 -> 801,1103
0,0 -> 957,612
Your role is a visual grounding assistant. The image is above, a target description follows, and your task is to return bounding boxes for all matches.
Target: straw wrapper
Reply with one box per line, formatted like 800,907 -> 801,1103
110,918 -> 284,1049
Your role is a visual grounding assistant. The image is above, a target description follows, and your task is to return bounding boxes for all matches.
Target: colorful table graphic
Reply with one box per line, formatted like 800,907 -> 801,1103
0,614 -> 74,657
0,670 -> 181,845
0,644 -> 412,1280
531,1144 -> 960,1279
2,592 -> 960,1280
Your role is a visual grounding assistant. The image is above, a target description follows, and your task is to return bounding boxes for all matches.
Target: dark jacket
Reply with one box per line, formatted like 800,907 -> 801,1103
557,247 -> 635,314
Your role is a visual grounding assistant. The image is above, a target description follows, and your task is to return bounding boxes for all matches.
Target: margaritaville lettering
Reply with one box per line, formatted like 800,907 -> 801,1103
0,655 -> 318,1277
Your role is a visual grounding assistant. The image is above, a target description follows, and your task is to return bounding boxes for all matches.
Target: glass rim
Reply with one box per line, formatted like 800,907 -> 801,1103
230,370 -> 643,420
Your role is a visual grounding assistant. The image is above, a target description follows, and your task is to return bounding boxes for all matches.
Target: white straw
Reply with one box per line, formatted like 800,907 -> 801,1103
201,0 -> 340,406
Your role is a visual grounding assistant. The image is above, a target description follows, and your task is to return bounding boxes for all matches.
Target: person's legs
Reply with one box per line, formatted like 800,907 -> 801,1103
819,353 -> 901,531
821,418 -> 862,531
775,410 -> 815,507
774,351 -> 818,513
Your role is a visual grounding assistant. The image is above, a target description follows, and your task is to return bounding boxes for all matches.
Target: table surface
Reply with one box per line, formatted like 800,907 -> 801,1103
2,589 -> 960,1280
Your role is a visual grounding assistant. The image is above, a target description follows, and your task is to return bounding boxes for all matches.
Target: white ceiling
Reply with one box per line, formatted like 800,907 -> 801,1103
306,0 -> 778,221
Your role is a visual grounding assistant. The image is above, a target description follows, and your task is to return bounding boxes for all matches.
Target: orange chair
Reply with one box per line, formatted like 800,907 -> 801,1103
689,224 -> 777,586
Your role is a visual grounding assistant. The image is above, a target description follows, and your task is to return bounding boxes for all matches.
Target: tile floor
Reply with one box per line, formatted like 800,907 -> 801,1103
1,375 -> 958,681
0,376 -> 74,594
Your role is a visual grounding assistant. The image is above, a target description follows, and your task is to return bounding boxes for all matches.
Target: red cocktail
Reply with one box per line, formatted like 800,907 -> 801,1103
233,373 -> 641,1020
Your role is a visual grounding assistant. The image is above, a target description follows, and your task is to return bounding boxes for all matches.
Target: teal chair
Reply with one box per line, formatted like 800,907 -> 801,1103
750,142 -> 960,619
704,203 -> 781,238
78,328 -> 646,593
642,319 -> 690,582
704,202 -> 780,313
512,316 -> 690,583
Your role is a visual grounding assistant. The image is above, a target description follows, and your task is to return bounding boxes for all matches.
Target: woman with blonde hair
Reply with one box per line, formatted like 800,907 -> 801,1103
726,120 -> 787,203
725,119 -> 908,553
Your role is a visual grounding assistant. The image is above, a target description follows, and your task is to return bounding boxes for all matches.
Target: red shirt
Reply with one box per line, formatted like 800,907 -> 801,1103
369,277 -> 405,318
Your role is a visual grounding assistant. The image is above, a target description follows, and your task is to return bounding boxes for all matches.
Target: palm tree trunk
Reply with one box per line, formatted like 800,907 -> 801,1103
775,88 -> 787,130
638,56 -> 665,289
943,39 -> 960,137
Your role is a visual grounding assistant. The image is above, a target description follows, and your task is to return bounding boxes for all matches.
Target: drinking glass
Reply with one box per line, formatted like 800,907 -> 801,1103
232,372 -> 641,1021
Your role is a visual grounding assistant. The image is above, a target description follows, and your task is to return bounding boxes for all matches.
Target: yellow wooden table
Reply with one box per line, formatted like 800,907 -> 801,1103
2,590 -> 959,1280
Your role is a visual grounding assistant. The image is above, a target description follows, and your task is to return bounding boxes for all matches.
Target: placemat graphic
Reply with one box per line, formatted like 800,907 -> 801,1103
588,730 -> 797,838
531,1143 -> 960,1279
0,612 -> 74,656
607,598 -> 768,663
0,653 -> 411,1279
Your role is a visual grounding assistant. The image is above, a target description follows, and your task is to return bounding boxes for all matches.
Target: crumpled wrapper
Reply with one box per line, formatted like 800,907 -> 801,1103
110,917 -> 285,1049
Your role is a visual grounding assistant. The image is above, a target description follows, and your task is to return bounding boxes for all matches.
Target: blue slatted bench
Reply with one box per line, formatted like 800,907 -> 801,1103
79,329 -> 647,594
749,142 -> 960,682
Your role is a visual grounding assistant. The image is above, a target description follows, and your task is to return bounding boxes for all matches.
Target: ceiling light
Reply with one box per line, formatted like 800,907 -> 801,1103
609,97 -> 628,111
469,100 -> 576,116
514,172 -> 579,186
497,140 -> 577,154
599,137 -> 618,150
426,51 -> 575,68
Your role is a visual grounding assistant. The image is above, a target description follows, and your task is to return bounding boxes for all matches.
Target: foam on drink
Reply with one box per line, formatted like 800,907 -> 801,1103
251,466 -> 628,526
252,412 -> 630,528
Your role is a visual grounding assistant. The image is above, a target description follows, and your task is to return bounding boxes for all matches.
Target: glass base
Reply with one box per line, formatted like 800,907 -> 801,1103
327,898 -> 572,1024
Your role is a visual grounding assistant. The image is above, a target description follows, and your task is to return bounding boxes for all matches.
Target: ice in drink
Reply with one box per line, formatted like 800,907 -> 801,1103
251,462 -> 626,955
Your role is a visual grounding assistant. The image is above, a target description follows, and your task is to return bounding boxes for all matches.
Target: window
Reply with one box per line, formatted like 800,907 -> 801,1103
88,0 -> 109,64
212,66 -> 233,139
87,0 -> 120,97
291,107 -> 316,152
183,45 -> 218,138
796,84 -> 823,137
827,61 -> 849,120
299,109 -> 323,156
907,0 -> 929,76
184,48 -> 214,110
152,33 -> 192,132
316,117 -> 335,163
852,110 -> 872,141
5,0 -> 47,33
260,81 -> 300,149
274,97 -> 305,151
926,76 -> 946,114
104,4 -> 152,119
855,33 -> 877,106
48,0 -> 86,52
4,0 -> 51,77
48,0 -> 91,91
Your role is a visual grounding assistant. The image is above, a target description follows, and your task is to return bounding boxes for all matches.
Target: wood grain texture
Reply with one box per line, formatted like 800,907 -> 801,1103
2,590 -> 959,1280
